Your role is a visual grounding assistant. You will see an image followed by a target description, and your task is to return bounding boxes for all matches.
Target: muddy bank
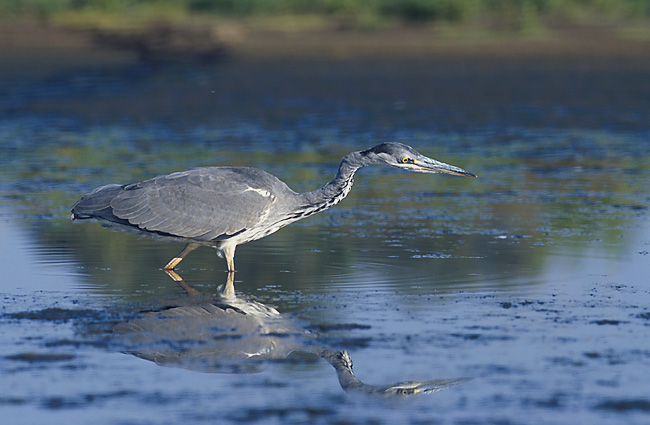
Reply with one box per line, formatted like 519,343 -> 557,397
2,18 -> 650,77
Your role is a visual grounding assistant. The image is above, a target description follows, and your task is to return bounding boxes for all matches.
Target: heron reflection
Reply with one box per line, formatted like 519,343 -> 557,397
114,272 -> 468,396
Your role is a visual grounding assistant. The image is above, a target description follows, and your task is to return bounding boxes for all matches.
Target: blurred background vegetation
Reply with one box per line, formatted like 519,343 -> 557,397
2,0 -> 650,34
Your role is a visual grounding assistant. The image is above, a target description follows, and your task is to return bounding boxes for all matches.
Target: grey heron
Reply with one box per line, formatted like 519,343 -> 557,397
72,142 -> 475,272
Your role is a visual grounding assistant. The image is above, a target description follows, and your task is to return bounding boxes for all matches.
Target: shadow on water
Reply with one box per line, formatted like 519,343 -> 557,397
114,270 -> 468,396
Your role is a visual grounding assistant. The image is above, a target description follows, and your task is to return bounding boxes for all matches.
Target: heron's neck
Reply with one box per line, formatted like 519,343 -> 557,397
298,151 -> 364,217
319,350 -> 367,392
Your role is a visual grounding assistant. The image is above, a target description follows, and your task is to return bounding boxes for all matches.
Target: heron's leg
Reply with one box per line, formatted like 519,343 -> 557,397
221,245 -> 236,273
163,269 -> 202,297
164,242 -> 200,270
219,271 -> 236,299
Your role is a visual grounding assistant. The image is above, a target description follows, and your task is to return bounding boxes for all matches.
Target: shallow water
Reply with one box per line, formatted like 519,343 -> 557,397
1,53 -> 650,424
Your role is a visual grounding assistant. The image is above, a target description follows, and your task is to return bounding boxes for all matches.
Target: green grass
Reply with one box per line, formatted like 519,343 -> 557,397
2,0 -> 649,32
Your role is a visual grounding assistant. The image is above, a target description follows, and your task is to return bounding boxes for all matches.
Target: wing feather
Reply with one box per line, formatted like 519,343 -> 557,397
105,167 -> 278,241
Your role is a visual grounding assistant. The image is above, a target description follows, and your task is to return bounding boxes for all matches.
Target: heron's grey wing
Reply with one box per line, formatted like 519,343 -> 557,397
109,168 -> 277,241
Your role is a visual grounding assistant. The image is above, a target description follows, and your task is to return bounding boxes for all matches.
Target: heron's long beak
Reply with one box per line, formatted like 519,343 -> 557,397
411,156 -> 476,177
384,377 -> 471,396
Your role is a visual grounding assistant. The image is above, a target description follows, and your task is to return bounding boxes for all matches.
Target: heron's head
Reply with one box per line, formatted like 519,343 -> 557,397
361,142 -> 476,177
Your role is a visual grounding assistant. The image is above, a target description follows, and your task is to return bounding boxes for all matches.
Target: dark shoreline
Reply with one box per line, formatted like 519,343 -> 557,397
2,18 -> 650,78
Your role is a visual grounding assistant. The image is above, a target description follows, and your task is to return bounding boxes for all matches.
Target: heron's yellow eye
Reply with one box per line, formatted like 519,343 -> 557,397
401,157 -> 410,163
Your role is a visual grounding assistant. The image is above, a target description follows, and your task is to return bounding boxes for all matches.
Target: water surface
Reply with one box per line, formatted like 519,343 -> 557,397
1,52 -> 650,424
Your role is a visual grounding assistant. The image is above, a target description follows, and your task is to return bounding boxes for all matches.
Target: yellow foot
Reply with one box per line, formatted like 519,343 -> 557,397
163,257 -> 182,271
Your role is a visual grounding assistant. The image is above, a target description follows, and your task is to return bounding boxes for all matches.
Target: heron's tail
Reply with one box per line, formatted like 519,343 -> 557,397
71,184 -> 126,222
